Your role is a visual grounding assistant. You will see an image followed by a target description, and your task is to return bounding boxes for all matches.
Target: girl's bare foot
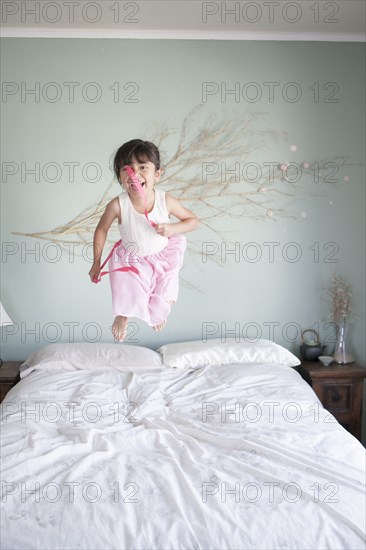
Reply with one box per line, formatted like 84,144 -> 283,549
152,300 -> 173,332
153,320 -> 166,332
112,316 -> 128,342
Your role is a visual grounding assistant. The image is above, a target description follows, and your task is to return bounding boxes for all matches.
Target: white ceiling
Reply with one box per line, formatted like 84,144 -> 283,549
1,0 -> 365,40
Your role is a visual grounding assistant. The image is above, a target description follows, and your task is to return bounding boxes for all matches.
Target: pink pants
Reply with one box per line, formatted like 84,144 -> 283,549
108,234 -> 187,326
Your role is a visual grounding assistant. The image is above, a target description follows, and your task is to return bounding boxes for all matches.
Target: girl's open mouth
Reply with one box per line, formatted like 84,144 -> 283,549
129,180 -> 145,187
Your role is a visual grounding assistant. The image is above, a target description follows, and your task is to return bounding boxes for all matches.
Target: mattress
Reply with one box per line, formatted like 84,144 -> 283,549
1,341 -> 365,549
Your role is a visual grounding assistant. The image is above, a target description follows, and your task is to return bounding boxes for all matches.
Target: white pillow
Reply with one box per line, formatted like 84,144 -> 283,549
20,343 -> 163,378
157,338 -> 300,369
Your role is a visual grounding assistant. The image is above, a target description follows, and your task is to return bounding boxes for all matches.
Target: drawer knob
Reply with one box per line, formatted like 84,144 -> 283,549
331,391 -> 341,402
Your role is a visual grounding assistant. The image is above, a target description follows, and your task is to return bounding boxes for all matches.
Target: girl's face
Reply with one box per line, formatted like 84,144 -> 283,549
119,157 -> 160,197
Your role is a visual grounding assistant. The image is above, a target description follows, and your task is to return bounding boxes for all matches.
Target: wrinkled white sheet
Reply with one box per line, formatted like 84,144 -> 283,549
1,362 -> 365,550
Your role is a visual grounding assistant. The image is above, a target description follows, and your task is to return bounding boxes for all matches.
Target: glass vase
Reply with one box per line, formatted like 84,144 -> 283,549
334,317 -> 354,364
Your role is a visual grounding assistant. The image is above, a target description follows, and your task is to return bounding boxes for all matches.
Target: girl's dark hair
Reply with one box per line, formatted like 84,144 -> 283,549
113,139 -> 160,181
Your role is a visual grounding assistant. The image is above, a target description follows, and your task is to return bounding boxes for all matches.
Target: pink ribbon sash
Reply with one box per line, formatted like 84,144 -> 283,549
92,239 -> 139,283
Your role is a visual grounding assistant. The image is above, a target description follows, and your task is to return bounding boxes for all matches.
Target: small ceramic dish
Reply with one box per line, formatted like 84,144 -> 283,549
318,356 -> 334,366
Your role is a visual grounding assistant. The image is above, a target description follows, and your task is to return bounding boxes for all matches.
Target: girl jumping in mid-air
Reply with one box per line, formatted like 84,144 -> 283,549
89,139 -> 199,341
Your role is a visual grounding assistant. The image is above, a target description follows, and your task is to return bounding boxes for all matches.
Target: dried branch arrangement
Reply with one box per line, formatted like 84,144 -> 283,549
329,274 -> 353,325
13,106 -> 357,272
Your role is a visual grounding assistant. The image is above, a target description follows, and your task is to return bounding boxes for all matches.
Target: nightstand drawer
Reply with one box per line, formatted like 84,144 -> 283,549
0,362 -> 22,403
322,382 -> 352,413
0,383 -> 15,403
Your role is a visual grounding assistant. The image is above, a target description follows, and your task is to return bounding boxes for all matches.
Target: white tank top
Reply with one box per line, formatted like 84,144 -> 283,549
118,189 -> 170,257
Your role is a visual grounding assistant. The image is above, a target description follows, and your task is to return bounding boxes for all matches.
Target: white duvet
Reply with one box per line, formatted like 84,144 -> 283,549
1,362 -> 365,550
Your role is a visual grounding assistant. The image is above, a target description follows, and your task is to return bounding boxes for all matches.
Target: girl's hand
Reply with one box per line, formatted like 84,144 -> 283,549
89,263 -> 101,282
155,224 -> 175,237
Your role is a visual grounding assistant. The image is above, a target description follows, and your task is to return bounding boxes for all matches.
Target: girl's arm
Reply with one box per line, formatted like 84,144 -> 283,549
155,193 -> 199,237
89,197 -> 120,281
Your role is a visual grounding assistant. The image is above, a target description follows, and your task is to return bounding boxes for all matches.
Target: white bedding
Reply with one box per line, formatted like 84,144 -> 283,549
1,359 -> 365,549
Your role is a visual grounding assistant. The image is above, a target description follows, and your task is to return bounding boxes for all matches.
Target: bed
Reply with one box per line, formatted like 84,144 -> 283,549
1,339 -> 365,550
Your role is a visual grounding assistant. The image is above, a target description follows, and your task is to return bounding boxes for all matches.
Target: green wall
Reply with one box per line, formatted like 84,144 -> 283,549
1,39 -> 365,366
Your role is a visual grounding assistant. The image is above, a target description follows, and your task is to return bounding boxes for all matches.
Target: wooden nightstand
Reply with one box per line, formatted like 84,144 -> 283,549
0,361 -> 22,403
297,361 -> 366,440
